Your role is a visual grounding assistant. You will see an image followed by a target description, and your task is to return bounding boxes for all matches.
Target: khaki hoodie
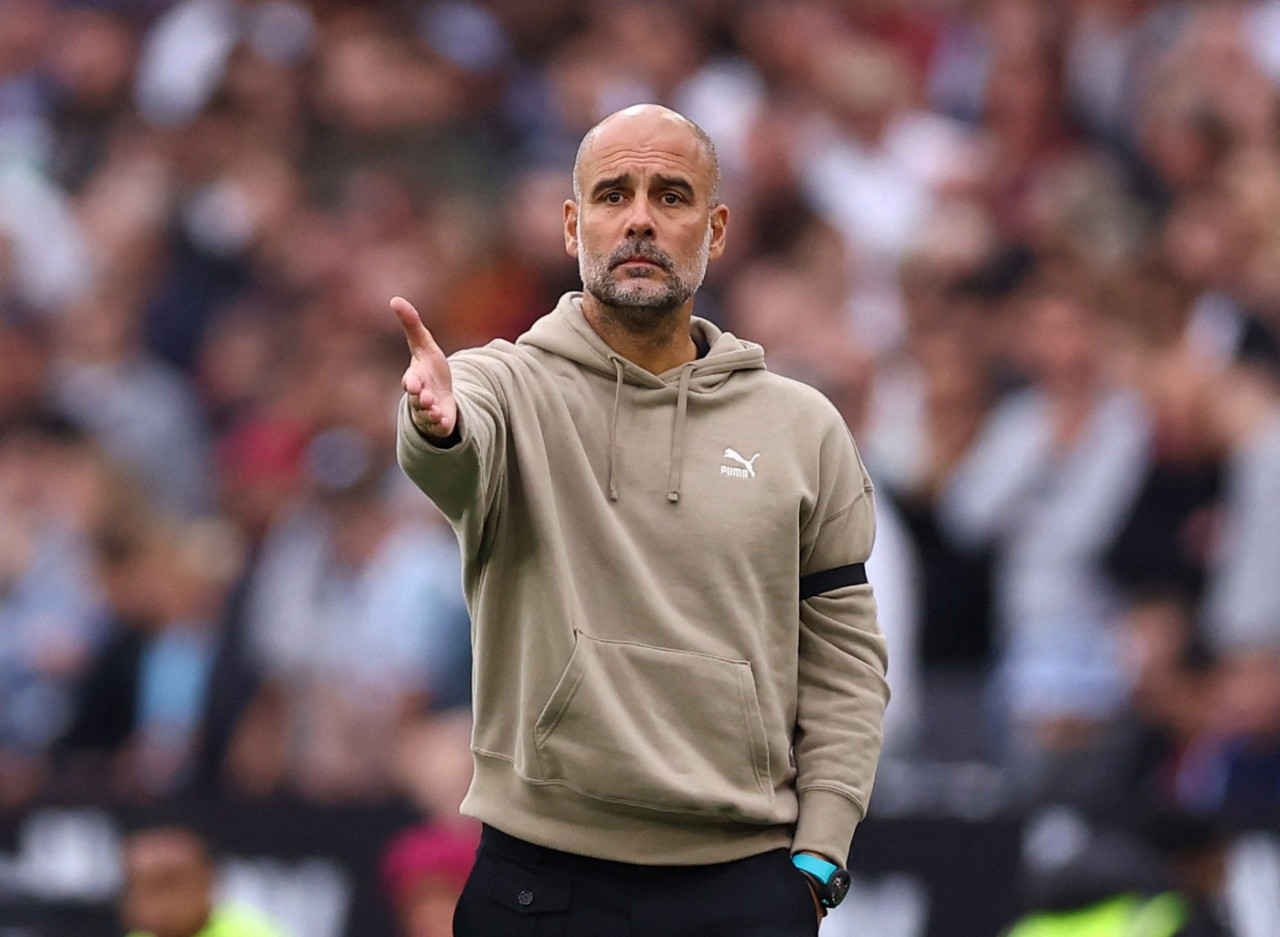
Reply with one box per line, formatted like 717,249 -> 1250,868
397,293 -> 888,866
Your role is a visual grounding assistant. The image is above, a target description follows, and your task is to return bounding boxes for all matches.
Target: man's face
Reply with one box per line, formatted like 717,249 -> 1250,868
565,111 -> 728,321
121,832 -> 213,937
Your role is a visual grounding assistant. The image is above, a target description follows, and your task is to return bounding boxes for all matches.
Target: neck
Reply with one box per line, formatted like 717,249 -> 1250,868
581,295 -> 698,374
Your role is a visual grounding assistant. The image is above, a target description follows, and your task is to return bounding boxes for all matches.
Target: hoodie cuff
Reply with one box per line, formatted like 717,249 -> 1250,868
792,788 -> 865,865
399,394 -> 466,453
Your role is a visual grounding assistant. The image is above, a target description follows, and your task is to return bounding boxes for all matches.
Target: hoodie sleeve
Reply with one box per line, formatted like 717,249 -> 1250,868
396,352 -> 509,554
792,420 -> 890,865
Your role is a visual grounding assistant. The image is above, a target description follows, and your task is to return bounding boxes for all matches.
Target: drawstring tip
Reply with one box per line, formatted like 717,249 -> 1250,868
667,491 -> 680,503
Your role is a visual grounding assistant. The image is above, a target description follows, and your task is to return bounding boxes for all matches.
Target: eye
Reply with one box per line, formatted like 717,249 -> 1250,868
661,192 -> 685,205
603,191 -> 624,204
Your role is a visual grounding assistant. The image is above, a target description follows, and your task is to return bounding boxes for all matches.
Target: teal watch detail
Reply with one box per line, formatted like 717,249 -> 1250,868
791,853 -> 852,909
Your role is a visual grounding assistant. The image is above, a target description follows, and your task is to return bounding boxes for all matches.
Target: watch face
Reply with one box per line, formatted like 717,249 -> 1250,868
823,869 -> 852,908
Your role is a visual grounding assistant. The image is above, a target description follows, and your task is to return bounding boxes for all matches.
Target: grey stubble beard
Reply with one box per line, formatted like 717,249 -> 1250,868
578,224 -> 713,335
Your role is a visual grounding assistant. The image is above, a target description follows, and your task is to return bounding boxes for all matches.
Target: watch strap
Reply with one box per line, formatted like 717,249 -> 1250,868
791,853 -> 840,884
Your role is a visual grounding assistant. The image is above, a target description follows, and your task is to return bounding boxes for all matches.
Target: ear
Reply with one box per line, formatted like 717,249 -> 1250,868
564,200 -> 580,259
707,203 -> 730,261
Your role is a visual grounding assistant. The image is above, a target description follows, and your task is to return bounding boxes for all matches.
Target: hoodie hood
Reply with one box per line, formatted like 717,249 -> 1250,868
518,293 -> 766,502
519,293 -> 766,388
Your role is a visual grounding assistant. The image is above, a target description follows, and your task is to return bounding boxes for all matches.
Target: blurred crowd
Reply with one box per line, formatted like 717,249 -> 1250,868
3,0 -> 1280,843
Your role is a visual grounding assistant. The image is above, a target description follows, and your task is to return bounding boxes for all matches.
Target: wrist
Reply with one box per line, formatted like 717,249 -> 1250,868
406,398 -> 462,447
420,422 -> 461,447
791,852 -> 852,910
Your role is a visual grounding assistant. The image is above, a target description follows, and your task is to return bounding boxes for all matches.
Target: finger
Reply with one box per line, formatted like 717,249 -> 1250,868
412,396 -> 455,437
406,387 -> 441,430
390,296 -> 437,357
426,406 -> 455,436
416,388 -> 438,413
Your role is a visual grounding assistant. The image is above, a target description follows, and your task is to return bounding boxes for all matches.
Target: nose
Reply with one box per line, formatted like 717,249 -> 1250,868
625,199 -> 655,239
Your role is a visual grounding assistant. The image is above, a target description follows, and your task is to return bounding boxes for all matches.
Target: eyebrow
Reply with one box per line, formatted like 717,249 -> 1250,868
588,173 -> 698,200
590,174 -> 629,200
654,174 -> 695,199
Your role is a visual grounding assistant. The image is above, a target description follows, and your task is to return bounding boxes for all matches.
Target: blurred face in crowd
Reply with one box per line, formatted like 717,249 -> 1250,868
565,105 -> 728,324
93,515 -> 173,631
398,877 -> 463,937
121,829 -> 214,937
0,0 -> 52,72
1216,651 -> 1280,739
44,9 -> 135,109
1021,293 -> 1099,387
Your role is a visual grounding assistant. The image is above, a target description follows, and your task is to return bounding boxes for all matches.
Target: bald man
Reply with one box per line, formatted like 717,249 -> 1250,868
393,105 -> 889,935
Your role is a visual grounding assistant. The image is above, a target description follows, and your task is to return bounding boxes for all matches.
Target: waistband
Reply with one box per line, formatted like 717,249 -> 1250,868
464,753 -> 795,865
480,824 -> 785,880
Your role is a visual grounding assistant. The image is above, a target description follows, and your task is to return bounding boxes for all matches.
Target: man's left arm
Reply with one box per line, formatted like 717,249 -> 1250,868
792,424 -> 890,866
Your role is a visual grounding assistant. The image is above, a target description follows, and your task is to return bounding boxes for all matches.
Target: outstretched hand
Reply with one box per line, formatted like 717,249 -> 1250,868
392,296 -> 457,439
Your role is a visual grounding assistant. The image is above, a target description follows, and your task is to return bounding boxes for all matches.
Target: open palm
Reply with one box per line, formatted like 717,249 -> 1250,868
391,296 -> 457,439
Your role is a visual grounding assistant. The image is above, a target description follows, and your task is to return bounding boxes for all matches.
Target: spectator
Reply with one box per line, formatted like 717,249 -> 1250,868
379,821 -> 480,937
1202,366 -> 1280,655
939,276 -> 1153,796
793,35 -> 978,355
48,281 -> 214,517
0,413 -> 107,805
1213,649 -> 1280,818
1002,812 -> 1233,937
1107,320 -> 1223,605
120,824 -> 281,937
1096,593 -> 1227,815
228,425 -> 469,804
56,507 -> 249,801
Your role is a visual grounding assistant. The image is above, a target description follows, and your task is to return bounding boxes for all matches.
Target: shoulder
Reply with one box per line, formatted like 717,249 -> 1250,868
749,368 -> 838,406
449,338 -> 522,369
750,370 -> 852,435
449,338 -> 558,379
445,339 -> 540,395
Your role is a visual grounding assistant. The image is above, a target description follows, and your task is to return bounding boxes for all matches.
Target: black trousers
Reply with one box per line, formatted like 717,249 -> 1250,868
453,825 -> 821,937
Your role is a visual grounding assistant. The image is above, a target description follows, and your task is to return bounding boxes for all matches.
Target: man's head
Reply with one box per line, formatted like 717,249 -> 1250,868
121,826 -> 215,937
565,104 -> 728,326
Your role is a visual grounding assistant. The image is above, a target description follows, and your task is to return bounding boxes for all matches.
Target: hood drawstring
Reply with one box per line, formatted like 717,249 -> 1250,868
667,365 -> 694,503
608,357 -> 625,502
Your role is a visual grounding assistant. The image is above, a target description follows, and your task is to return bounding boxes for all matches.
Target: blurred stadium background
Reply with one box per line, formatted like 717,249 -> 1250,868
3,0 -> 1280,935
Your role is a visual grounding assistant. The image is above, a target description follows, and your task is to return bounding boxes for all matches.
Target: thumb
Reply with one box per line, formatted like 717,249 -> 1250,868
391,296 -> 438,358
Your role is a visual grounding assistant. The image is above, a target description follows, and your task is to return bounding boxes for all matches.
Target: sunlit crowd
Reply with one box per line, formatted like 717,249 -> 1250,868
3,0 -> 1280,835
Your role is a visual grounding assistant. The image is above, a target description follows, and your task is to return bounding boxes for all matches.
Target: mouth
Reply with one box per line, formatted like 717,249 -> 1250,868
612,254 -> 670,278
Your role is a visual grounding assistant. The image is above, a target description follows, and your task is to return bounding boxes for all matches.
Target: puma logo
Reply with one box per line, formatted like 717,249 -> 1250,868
721,448 -> 761,479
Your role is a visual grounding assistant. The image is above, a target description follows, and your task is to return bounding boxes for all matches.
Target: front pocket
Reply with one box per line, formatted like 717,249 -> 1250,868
486,854 -> 571,916
526,631 -> 774,821
453,851 -> 569,937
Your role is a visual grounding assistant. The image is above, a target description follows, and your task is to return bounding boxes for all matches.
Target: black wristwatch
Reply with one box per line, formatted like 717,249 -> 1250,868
791,853 -> 852,909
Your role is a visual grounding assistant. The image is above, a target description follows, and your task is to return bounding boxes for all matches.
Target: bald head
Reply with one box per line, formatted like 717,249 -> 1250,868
572,105 -> 721,207
125,826 -> 211,868
122,827 -> 215,937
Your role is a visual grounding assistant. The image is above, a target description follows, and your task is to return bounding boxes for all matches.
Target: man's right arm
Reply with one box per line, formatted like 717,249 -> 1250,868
392,296 -> 507,536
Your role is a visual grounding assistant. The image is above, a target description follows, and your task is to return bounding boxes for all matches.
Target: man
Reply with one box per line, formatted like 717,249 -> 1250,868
121,825 -> 280,937
393,104 -> 888,935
